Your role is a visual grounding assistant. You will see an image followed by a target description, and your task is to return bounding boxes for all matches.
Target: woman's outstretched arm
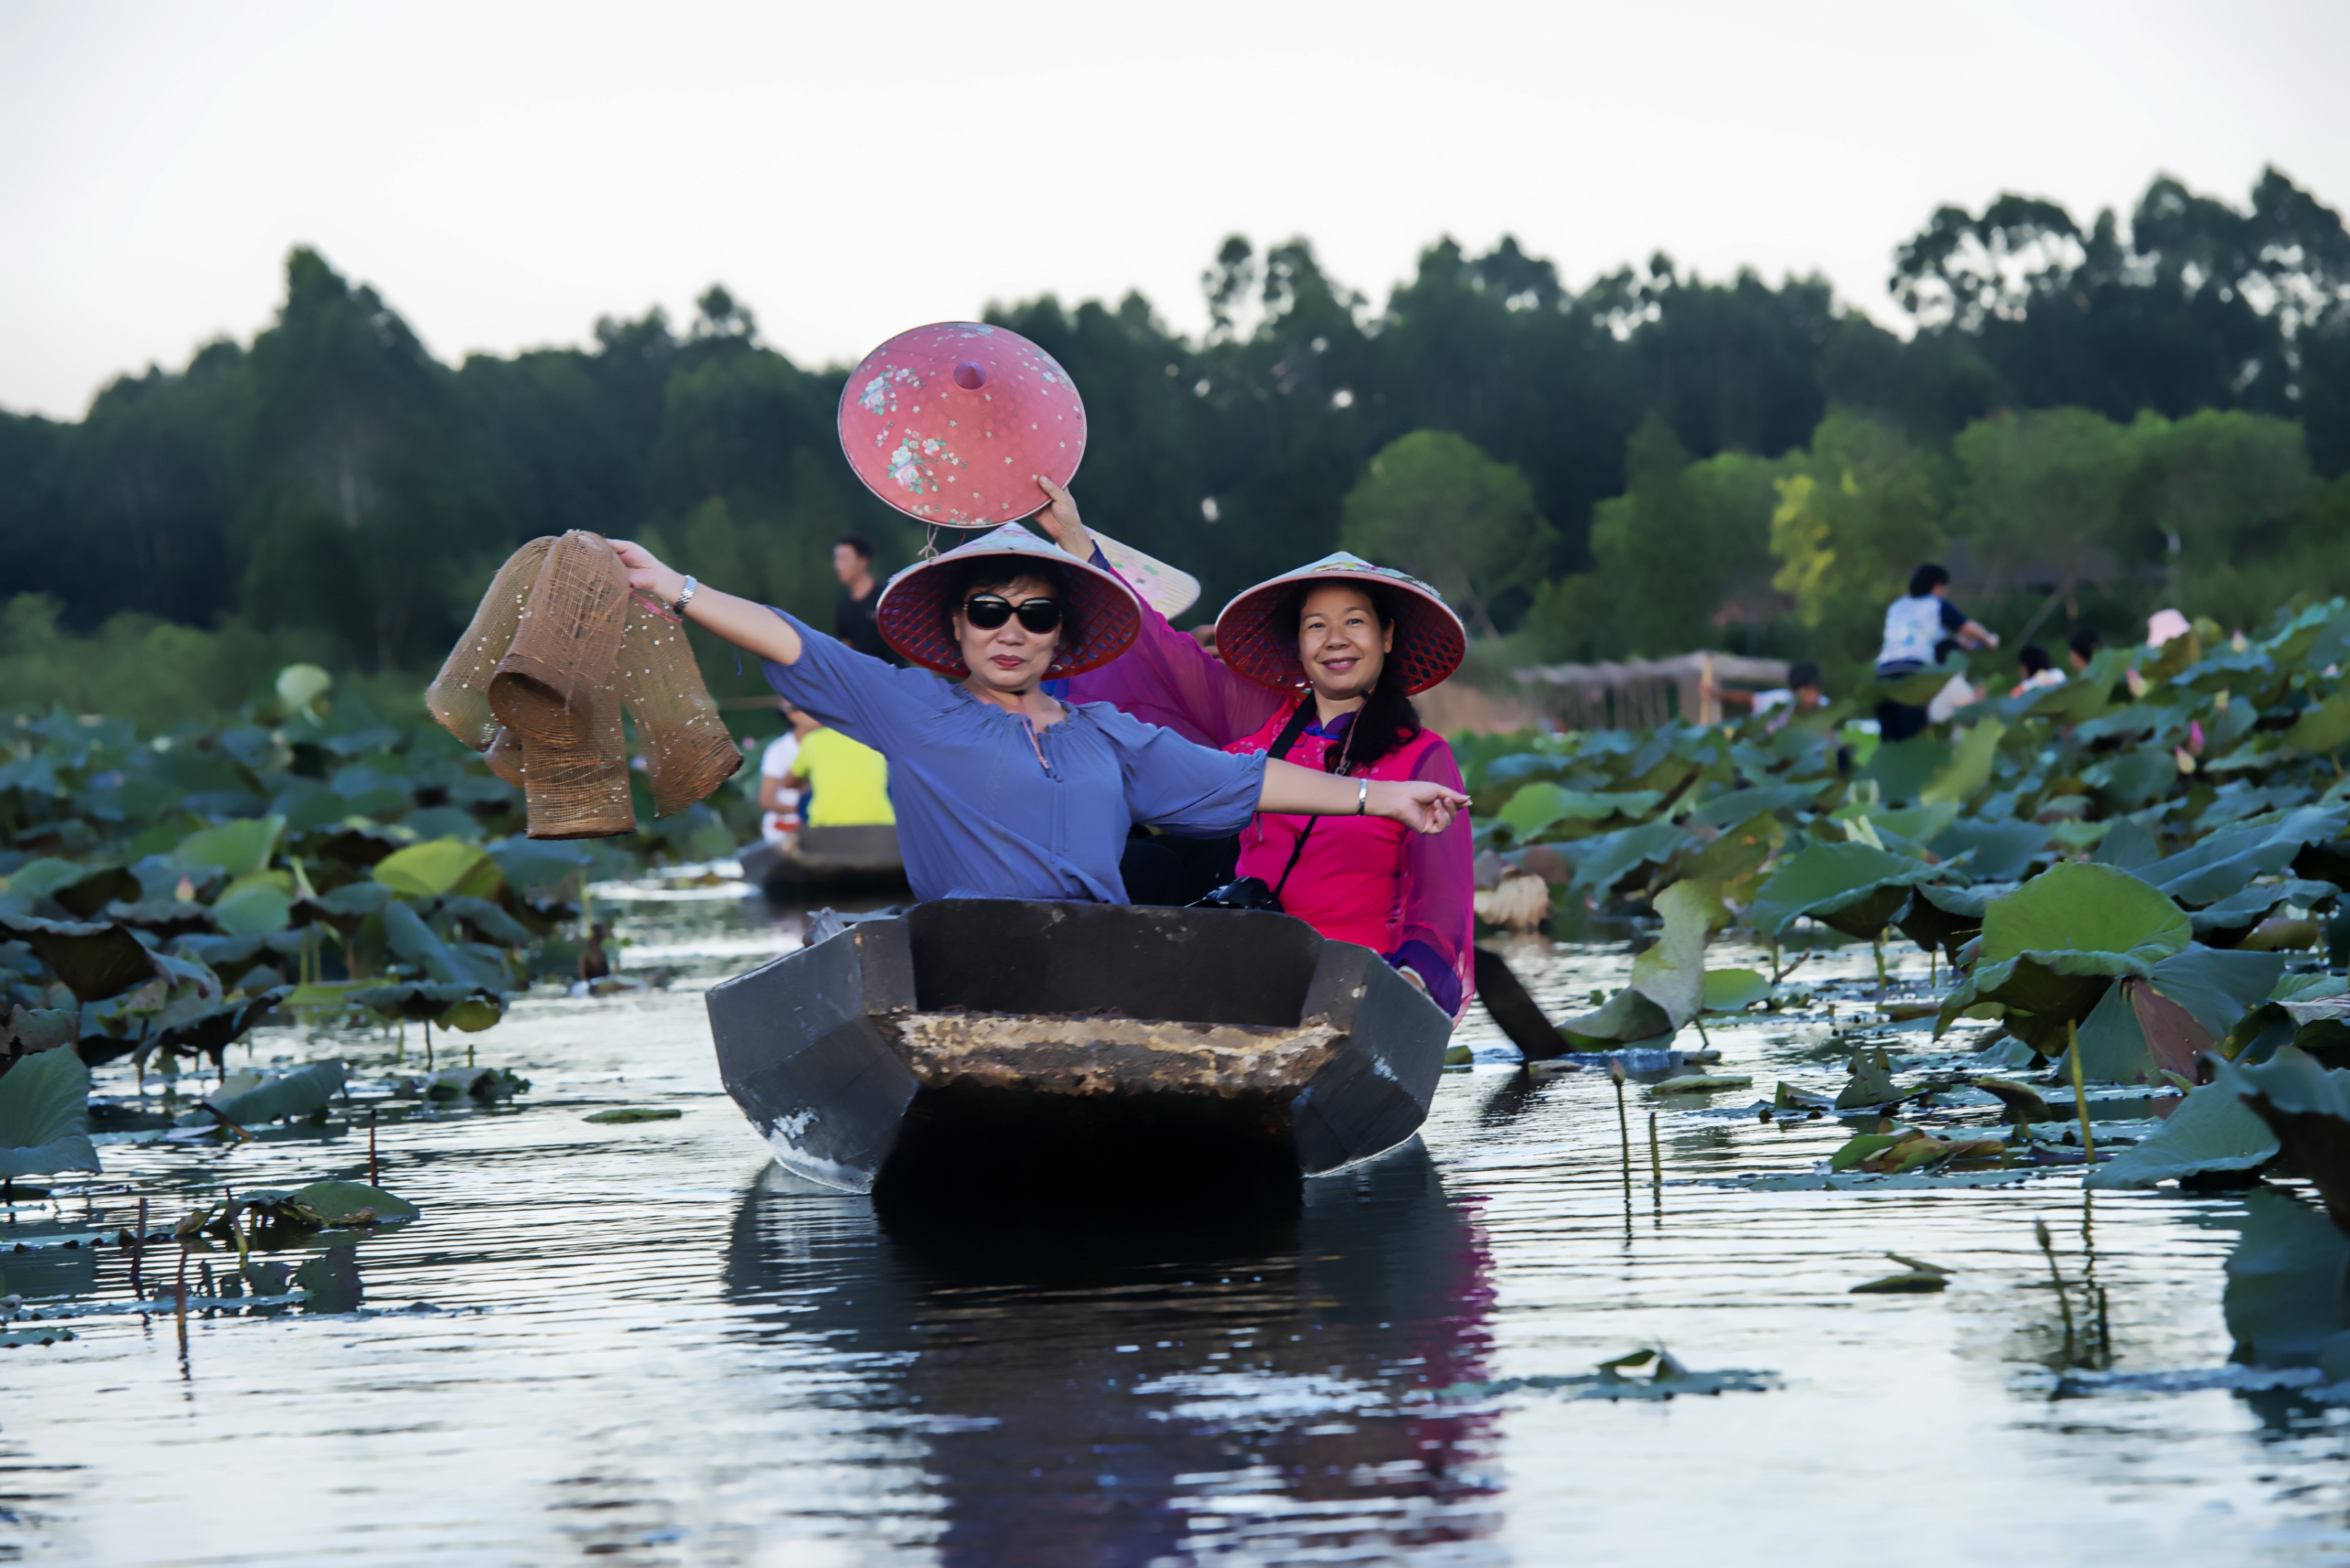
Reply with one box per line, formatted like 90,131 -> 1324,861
1259,757 -> 1467,834
611,542 -> 804,666
1031,480 -> 1284,747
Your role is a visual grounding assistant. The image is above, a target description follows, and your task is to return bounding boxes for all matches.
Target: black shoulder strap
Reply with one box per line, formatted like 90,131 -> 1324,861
1267,697 -> 1317,762
1261,697 -> 1356,904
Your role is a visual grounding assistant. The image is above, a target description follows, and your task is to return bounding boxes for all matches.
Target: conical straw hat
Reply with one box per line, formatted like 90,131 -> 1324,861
837,322 -> 1086,527
875,523 -> 1140,679
1212,552 -> 1466,695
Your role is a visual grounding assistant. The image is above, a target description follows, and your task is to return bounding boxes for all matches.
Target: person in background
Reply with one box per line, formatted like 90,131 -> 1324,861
758,701 -> 823,846
1874,563 -> 1997,741
1702,660 -> 1827,730
2012,642 -> 2067,697
2067,626 -> 2102,671
579,921 -> 612,983
832,536 -> 894,661
786,717 -> 896,830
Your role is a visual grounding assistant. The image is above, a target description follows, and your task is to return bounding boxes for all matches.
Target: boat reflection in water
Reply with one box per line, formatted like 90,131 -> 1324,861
722,1143 -> 1500,1563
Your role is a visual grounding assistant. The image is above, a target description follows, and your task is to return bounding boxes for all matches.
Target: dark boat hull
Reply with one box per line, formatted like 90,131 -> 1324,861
705,899 -> 1452,1196
739,825 -> 907,898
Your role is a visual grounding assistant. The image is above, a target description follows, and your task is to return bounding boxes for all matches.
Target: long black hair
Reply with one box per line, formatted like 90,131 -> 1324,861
1281,579 -> 1422,772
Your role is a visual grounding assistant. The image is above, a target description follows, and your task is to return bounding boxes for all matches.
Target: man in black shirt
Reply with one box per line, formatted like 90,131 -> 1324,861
831,536 -> 893,661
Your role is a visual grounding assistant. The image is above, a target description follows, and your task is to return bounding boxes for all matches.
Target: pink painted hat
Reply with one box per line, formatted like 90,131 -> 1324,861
838,322 -> 1087,527
875,523 -> 1140,680
1212,552 -> 1466,696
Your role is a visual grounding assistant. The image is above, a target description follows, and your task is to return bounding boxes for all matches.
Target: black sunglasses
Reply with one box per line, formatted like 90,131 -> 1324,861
961,595 -> 1062,634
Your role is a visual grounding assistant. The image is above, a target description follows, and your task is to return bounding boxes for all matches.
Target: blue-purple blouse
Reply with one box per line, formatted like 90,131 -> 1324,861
762,613 -> 1266,905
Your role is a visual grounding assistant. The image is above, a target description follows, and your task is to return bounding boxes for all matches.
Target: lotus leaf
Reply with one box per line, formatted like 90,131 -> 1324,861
1836,1046 -> 1900,1109
2214,1045 -> 2350,1230
1564,821 -> 1692,896
379,899 -> 506,990
417,1066 -> 527,1101
1676,812 -> 1784,906
22,862 -> 141,919
171,815 -> 285,878
0,1046 -> 99,1177
1684,783 -> 1825,831
2285,694 -> 2350,756
2141,944 -> 2285,1040
1746,843 -> 1945,941
1626,880 -> 1722,1027
181,1060 -> 346,1127
209,878 -> 293,937
483,836 -> 597,894
6,1006 -> 77,1053
2086,1080 -> 2279,1188
373,838 -> 502,899
0,912 -> 156,1002
2131,807 -> 2346,906
1895,881 -> 2004,960
5,858 -> 94,901
433,894 -> 532,947
1970,1077 -> 2052,1126
1647,1074 -> 1753,1095
1983,862 -> 2191,971
144,989 -> 291,1064
1859,736 -> 1953,805
351,980 -> 500,1024
1851,1270 -> 1949,1294
2223,1188 -> 2350,1367
1701,968 -> 1770,1013
438,997 -> 502,1032
2190,878 -> 2338,937
245,1182 -> 417,1228
1920,719 -> 2004,805
584,1106 -> 682,1123
1560,987 -> 1676,1048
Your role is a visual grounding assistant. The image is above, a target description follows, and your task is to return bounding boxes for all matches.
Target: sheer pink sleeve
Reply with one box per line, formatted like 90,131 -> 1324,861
1399,737 -> 1477,1023
1064,550 -> 1286,748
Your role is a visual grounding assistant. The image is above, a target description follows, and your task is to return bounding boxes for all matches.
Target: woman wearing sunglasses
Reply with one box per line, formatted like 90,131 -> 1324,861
607,525 -> 1467,907
1037,482 -> 1477,1021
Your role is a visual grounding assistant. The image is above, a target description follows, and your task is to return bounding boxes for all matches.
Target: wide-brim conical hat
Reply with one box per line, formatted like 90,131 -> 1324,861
838,322 -> 1086,527
876,524 -> 1140,679
1212,552 -> 1466,695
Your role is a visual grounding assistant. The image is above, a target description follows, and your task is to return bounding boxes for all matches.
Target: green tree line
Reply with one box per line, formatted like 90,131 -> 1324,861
3,167 -> 2346,716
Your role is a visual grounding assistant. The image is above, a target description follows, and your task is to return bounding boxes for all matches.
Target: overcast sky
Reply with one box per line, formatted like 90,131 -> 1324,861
3,0 -> 2345,420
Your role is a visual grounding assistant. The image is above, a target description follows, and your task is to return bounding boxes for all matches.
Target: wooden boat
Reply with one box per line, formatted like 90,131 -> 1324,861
705,899 -> 1452,1201
738,824 -> 907,898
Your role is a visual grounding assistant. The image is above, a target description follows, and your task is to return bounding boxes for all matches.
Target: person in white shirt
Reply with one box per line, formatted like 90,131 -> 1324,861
758,702 -> 823,846
2010,642 -> 2068,697
1874,564 -> 1996,740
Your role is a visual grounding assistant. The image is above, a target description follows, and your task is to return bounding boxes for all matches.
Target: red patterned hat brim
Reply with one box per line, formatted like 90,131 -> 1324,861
875,525 -> 1141,681
1212,555 -> 1466,696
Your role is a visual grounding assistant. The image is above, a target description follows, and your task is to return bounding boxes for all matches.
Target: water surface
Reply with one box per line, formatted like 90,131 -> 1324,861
6,891 -> 2347,1564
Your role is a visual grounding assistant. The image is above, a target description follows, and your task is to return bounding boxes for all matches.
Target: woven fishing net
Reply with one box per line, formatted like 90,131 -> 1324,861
426,536 -> 551,751
617,594 -> 743,816
489,531 -> 632,749
426,531 -> 741,838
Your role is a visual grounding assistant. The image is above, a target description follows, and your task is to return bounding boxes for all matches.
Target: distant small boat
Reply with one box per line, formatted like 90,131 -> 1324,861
705,899 -> 1452,1201
738,825 -> 906,898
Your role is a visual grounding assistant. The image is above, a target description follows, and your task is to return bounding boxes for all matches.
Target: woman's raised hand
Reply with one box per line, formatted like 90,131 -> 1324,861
1371,780 -> 1472,835
1032,478 -> 1094,562
608,540 -> 685,604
